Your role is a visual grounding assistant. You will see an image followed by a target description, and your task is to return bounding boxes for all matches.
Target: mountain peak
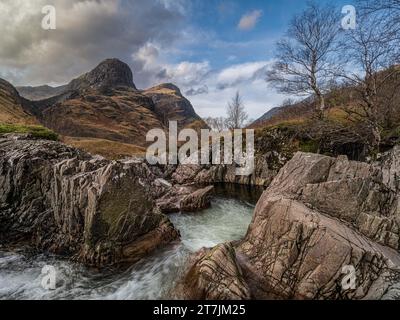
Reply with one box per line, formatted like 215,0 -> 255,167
145,83 -> 182,96
67,58 -> 136,92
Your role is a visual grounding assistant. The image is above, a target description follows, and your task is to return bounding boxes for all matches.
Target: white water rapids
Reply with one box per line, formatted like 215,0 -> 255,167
0,196 -> 255,300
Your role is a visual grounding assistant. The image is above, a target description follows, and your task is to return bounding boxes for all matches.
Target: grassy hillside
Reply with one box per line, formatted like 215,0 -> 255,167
0,79 -> 38,125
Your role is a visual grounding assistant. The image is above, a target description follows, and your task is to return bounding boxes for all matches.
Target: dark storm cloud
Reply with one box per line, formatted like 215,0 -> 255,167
0,0 -> 185,86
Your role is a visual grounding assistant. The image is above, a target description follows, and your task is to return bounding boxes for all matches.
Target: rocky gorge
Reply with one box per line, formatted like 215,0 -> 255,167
174,149 -> 400,300
1,133 -> 400,300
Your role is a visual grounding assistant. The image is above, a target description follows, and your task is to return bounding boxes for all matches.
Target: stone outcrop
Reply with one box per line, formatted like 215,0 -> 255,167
157,184 -> 214,213
180,186 -> 214,212
238,196 -> 400,299
267,151 -> 400,250
171,155 -> 277,187
0,135 -> 179,267
175,149 -> 400,300
174,243 -> 251,300
66,58 -> 137,92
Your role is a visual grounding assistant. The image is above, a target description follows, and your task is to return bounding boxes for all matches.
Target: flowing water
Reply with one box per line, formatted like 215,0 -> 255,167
0,187 -> 260,300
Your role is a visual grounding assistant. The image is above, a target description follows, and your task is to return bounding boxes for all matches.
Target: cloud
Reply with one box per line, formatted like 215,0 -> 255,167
237,10 -> 263,31
185,85 -> 209,96
189,79 -> 287,119
175,60 -> 288,119
131,43 -> 211,88
0,1 -> 289,120
216,61 -> 270,90
0,0 -> 184,86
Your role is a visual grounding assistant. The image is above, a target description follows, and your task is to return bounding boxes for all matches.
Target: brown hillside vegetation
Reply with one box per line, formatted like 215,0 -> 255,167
40,87 -> 165,147
0,79 -> 38,125
62,136 -> 146,160
252,67 -> 400,161
2,58 -> 208,159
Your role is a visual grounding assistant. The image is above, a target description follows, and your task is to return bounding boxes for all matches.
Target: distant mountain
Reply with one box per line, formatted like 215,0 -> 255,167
4,58 -> 206,156
66,58 -> 137,92
143,83 -> 204,129
0,79 -> 37,124
251,107 -> 283,126
16,85 -> 67,101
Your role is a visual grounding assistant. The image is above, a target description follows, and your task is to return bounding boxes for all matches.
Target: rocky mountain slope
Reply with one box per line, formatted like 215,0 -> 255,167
175,149 -> 400,300
0,59 -> 207,159
65,58 -> 137,92
39,86 -> 164,147
143,83 -> 205,129
16,85 -> 67,101
0,79 -> 37,125
12,59 -> 206,153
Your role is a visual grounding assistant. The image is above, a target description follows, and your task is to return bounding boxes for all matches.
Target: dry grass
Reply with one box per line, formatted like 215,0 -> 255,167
62,136 -> 146,160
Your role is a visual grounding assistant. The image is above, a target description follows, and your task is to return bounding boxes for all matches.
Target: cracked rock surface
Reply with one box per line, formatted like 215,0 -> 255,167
0,135 -> 179,267
175,149 -> 400,300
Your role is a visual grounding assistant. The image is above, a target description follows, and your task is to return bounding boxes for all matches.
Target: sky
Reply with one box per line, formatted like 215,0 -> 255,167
0,0 -> 353,120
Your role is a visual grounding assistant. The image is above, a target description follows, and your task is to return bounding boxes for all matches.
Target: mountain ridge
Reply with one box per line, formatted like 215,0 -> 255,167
2,58 -> 206,158
0,78 -> 38,125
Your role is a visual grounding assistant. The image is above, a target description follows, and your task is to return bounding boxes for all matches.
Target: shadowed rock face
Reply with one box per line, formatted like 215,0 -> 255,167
175,149 -> 400,300
0,135 -> 179,267
66,59 -> 136,92
171,154 -> 277,187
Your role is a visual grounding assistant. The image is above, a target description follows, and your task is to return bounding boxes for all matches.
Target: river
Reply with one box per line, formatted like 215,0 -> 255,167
0,186 -> 260,300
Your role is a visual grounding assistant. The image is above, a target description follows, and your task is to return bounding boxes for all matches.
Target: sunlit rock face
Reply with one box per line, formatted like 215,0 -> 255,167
175,150 -> 400,300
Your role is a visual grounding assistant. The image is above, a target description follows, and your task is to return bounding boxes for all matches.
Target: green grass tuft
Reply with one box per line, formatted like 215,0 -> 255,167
0,124 -> 58,141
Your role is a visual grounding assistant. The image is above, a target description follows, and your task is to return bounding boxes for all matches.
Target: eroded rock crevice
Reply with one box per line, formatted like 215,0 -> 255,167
0,135 -> 179,267
175,148 -> 400,300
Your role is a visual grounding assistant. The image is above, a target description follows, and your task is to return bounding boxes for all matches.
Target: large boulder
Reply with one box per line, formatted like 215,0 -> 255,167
175,149 -> 400,300
0,135 -> 179,267
180,186 -> 214,212
238,196 -> 400,299
268,151 -> 400,250
156,184 -> 214,213
174,243 -> 251,300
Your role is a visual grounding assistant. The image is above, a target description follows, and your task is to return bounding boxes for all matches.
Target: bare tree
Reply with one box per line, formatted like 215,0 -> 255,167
357,0 -> 400,16
357,0 -> 400,48
267,2 -> 340,117
225,91 -> 249,129
204,117 -> 226,132
338,11 -> 400,155
280,98 -> 296,108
